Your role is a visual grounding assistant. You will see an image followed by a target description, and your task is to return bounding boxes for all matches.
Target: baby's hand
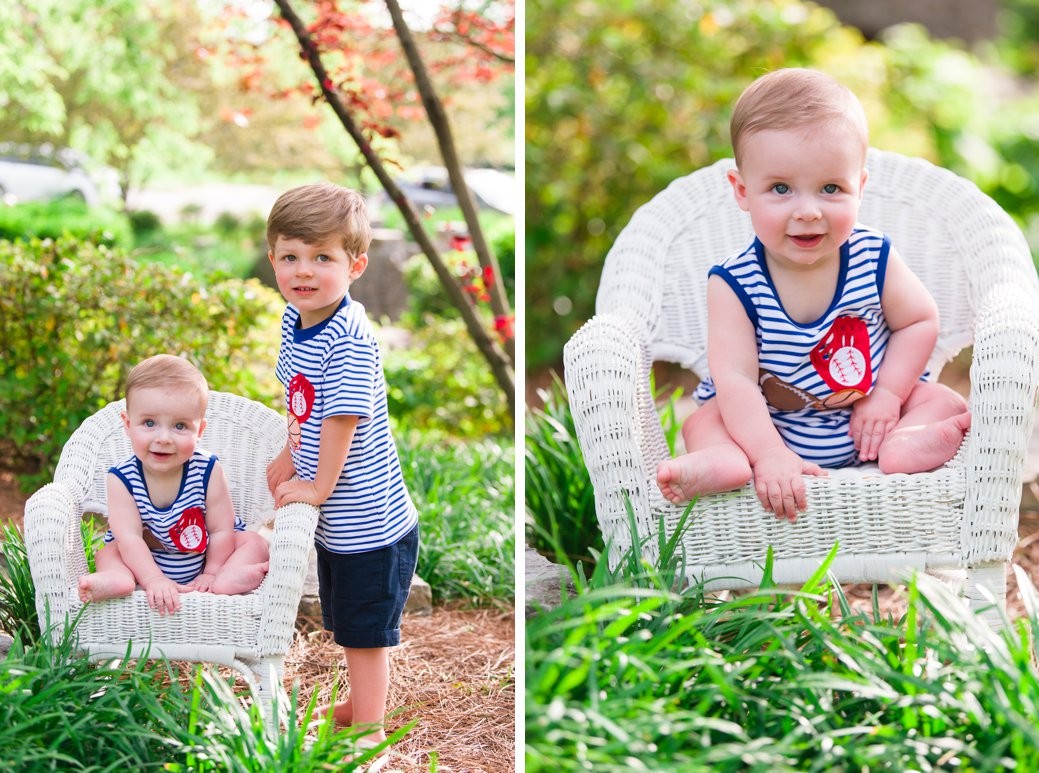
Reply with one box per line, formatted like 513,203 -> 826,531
752,448 -> 826,522
849,386 -> 902,462
141,576 -> 190,615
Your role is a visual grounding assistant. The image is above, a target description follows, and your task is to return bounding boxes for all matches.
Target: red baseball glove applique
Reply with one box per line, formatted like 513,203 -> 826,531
169,506 -> 208,553
810,316 -> 873,400
287,373 -> 315,450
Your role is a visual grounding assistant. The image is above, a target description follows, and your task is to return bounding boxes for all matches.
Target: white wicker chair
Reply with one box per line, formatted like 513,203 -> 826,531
24,391 -> 319,726
564,150 -> 1039,621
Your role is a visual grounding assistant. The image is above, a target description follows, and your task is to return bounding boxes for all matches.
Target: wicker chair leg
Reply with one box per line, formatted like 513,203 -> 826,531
964,562 -> 1009,628
251,656 -> 285,736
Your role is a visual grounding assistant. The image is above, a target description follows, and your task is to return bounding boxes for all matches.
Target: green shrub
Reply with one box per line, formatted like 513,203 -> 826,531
527,520 -> 1039,771
0,628 -> 402,769
0,198 -> 132,248
0,237 -> 282,492
400,433 -> 515,606
128,208 -> 163,238
384,315 -> 509,438
0,522 -> 38,645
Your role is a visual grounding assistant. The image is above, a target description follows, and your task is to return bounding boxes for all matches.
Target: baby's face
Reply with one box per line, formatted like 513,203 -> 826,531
122,387 -> 205,476
728,125 -> 867,272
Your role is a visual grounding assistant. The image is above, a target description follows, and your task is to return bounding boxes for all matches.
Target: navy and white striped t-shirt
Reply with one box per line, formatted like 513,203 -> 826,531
275,295 -> 418,554
105,449 -> 244,583
694,227 -> 895,468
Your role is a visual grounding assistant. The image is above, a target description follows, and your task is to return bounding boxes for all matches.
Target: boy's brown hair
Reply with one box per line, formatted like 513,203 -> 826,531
265,182 -> 372,259
124,354 -> 209,416
730,68 -> 869,166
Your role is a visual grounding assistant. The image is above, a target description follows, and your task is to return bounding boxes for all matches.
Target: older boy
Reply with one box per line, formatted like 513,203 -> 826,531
265,183 -> 419,748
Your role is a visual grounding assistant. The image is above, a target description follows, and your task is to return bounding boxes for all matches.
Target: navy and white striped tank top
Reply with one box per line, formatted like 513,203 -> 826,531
694,227 -> 892,468
105,449 -> 243,583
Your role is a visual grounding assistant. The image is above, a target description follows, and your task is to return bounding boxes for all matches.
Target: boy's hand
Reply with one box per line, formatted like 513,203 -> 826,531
751,448 -> 826,522
141,575 -> 191,615
273,479 -> 323,508
849,386 -> 902,462
266,446 -> 297,496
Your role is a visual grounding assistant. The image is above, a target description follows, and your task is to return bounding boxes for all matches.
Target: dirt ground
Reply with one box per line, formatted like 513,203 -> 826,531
0,470 -> 516,773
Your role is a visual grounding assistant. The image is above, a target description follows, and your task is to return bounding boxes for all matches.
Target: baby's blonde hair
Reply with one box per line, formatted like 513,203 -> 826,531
730,68 -> 869,166
124,354 -> 209,416
265,182 -> 372,259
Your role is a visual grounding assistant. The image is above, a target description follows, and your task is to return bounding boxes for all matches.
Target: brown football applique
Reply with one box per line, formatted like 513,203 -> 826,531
758,371 -> 865,411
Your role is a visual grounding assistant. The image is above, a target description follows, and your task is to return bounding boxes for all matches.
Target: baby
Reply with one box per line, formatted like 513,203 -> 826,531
78,354 -> 270,615
656,69 -> 971,522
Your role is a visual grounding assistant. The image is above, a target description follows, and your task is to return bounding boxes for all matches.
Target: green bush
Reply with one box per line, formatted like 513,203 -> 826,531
0,237 -> 282,492
0,628 -> 402,769
527,525 -> 1039,771
400,434 -> 515,606
384,315 -> 509,438
0,198 -> 132,248
525,0 -> 1039,370
524,375 -> 600,566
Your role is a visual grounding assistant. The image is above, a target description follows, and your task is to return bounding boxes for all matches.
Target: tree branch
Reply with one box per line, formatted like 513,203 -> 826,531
272,0 -> 515,415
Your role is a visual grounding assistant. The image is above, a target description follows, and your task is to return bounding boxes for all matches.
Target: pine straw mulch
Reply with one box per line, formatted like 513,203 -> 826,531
285,607 -> 515,773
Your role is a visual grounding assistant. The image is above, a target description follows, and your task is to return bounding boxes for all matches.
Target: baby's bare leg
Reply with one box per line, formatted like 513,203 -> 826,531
656,400 -> 752,504
209,531 -> 270,595
878,382 -> 970,474
78,543 -> 136,603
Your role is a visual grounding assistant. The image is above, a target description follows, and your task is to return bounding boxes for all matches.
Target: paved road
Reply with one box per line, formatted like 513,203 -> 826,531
125,183 -> 283,224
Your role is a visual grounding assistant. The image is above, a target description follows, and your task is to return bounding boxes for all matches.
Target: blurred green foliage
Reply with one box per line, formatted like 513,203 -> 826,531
526,0 -> 1039,371
0,238 -> 282,491
0,198 -> 132,248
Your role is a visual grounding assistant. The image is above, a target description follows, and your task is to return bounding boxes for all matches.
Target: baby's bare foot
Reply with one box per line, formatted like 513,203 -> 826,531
879,411 -> 971,474
210,562 -> 269,595
656,450 -> 751,504
78,572 -> 134,604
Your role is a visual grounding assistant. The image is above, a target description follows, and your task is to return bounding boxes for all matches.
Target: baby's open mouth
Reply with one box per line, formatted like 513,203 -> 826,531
790,234 -> 824,248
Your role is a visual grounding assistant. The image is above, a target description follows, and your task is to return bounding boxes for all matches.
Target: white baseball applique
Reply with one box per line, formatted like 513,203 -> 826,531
810,316 -> 873,396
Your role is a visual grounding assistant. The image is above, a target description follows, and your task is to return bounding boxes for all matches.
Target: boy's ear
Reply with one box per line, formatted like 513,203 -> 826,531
267,250 -> 275,267
349,253 -> 368,281
727,168 -> 750,212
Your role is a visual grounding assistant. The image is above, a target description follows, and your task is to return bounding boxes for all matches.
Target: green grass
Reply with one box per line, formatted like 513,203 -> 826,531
400,433 -> 515,607
526,514 -> 1039,771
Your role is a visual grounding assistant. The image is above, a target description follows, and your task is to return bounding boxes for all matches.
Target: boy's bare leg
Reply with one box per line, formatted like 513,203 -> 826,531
341,646 -> 389,744
209,531 -> 270,595
78,544 -> 136,603
657,401 -> 752,504
878,382 -> 971,474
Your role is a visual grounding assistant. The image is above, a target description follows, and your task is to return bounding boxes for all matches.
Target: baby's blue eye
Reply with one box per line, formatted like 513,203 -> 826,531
144,419 -> 155,427
772,183 -> 790,194
822,183 -> 840,194
175,422 -> 187,431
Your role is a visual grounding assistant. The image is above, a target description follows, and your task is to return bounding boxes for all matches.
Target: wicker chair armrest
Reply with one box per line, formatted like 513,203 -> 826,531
564,313 -> 672,567
964,282 -> 1039,563
255,501 -> 320,656
23,482 -> 86,633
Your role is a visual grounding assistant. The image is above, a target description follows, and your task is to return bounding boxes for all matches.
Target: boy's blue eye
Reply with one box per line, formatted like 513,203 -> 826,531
822,183 -> 840,194
317,254 -> 330,262
282,254 -> 296,262
772,183 -> 790,194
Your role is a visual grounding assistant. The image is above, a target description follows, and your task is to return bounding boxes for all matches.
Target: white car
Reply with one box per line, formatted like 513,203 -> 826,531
0,143 -> 102,206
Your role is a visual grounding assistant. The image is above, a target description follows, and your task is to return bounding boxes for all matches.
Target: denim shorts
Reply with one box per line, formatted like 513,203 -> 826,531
316,524 -> 419,648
